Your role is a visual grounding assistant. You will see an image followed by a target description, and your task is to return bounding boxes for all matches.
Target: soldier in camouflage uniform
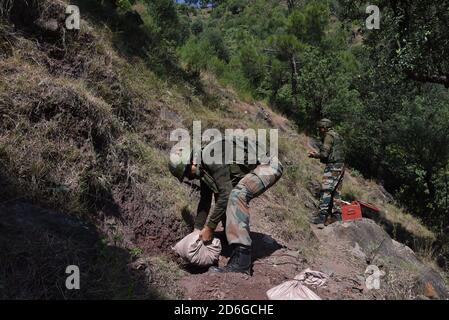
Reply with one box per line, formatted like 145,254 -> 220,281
169,136 -> 283,275
308,119 -> 345,226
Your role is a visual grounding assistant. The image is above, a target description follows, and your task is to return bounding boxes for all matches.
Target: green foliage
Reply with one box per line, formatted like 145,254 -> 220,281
129,247 -> 143,258
191,19 -> 204,35
384,89 -> 449,224
338,0 -> 449,88
272,84 -> 295,114
202,28 -> 230,62
342,45 -> 449,229
268,34 -> 304,61
116,0 -> 132,11
239,41 -> 266,90
178,36 -> 215,72
287,1 -> 330,46
177,0 -> 449,238
72,0 -> 190,77
141,0 -> 184,45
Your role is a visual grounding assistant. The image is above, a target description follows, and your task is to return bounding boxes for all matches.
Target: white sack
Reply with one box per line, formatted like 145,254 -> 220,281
266,280 -> 321,300
295,268 -> 329,287
173,231 -> 221,267
267,268 -> 328,300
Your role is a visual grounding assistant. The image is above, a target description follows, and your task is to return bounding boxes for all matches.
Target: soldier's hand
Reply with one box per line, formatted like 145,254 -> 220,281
308,151 -> 318,158
198,226 -> 214,243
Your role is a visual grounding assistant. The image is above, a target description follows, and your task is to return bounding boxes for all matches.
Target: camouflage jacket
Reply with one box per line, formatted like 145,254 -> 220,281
195,137 -> 265,230
319,129 -> 345,164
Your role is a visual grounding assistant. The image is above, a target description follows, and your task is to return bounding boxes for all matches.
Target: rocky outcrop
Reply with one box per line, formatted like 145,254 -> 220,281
320,218 -> 448,299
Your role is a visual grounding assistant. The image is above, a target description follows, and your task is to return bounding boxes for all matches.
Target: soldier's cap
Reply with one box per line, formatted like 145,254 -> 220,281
316,118 -> 333,128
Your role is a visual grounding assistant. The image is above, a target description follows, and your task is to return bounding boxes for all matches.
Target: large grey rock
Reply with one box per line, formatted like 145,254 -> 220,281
322,218 -> 448,299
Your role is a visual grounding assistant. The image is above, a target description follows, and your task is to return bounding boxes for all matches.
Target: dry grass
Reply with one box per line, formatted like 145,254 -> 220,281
380,270 -> 420,300
0,0 -> 441,299
0,0 -> 192,299
341,176 -> 435,241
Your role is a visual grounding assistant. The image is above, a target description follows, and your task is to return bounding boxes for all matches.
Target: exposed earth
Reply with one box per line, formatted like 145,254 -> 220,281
1,0 -> 448,301
177,202 -> 448,300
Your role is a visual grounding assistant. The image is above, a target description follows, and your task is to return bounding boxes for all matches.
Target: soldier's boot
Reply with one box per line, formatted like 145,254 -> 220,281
311,213 -> 327,225
209,245 -> 252,275
324,213 -> 342,226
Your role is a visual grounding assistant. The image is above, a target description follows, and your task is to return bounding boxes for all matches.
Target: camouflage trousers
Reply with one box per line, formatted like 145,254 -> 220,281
319,163 -> 345,216
226,157 -> 283,247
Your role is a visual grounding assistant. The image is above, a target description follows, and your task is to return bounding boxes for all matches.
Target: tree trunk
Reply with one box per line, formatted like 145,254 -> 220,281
290,55 -> 298,108
287,0 -> 298,13
425,169 -> 436,204
445,164 -> 448,213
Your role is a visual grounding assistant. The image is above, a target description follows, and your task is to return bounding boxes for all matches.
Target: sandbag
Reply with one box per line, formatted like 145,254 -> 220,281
173,231 -> 221,267
266,280 -> 321,300
267,269 -> 328,300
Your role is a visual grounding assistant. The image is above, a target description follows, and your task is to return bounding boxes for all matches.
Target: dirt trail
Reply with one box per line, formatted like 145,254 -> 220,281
175,98 -> 378,300
176,196 -> 376,300
173,95 -> 449,300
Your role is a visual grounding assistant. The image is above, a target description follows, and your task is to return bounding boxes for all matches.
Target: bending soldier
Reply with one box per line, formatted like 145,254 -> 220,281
169,136 -> 283,275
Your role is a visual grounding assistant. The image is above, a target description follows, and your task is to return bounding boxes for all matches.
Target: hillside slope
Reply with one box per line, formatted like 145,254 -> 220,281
0,0 -> 446,299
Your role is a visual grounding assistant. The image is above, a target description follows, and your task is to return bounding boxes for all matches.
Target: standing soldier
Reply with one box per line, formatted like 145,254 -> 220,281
308,119 -> 345,226
169,136 -> 283,275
